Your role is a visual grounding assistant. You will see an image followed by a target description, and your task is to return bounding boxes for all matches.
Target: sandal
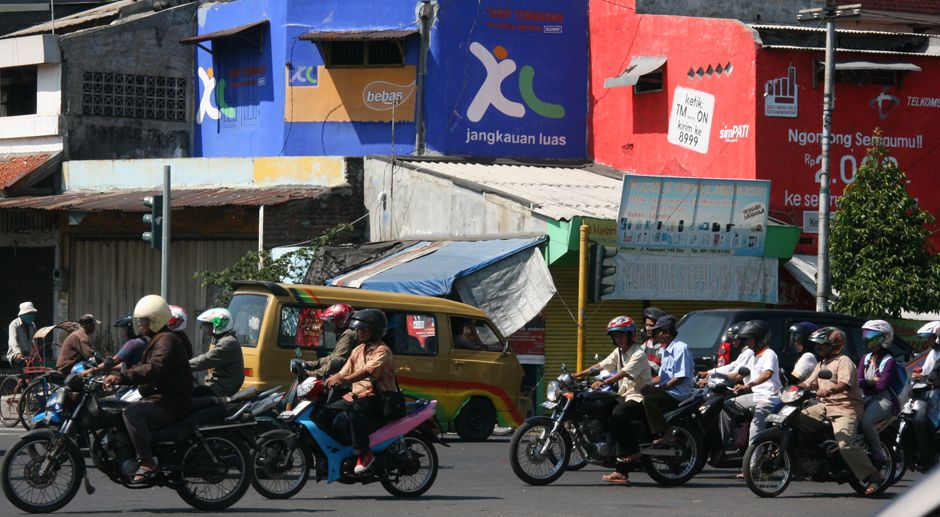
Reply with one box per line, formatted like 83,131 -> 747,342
652,433 -> 677,446
616,453 -> 642,464
735,473 -> 745,479
602,473 -> 630,484
864,473 -> 885,495
132,460 -> 158,483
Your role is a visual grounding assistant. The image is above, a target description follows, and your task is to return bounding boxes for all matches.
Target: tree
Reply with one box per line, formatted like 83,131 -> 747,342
830,131 -> 940,319
195,222 -> 353,305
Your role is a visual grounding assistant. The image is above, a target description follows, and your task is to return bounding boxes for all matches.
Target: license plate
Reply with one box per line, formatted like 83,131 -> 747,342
541,401 -> 557,409
278,400 -> 311,420
766,406 -> 796,423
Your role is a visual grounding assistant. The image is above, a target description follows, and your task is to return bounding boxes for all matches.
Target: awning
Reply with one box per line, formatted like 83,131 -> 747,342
298,29 -> 418,41
0,152 -> 62,198
0,186 -> 325,211
835,61 -> 922,72
178,20 -> 268,48
327,238 -> 556,336
604,56 -> 666,88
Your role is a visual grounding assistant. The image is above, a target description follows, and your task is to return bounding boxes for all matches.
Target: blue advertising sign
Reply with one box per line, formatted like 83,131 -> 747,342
616,175 -> 771,257
432,1 -> 588,160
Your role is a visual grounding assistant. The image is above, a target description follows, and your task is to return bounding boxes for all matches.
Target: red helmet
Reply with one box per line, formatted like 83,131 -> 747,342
808,327 -> 847,358
322,303 -> 354,330
607,316 -> 636,345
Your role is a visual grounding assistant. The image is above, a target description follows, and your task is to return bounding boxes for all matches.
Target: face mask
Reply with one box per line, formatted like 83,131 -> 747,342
20,314 -> 35,325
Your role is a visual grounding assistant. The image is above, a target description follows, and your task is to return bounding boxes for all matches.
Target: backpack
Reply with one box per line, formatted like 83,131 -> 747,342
863,352 -> 911,405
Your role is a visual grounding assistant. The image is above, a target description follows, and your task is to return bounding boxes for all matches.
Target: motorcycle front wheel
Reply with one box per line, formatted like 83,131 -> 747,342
509,421 -> 570,485
176,431 -> 253,511
643,422 -> 705,486
742,437 -> 792,497
1,433 -> 84,513
381,433 -> 439,497
251,438 -> 311,499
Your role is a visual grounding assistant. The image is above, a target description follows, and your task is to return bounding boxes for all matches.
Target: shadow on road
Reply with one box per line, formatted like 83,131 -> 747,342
289,495 -> 502,502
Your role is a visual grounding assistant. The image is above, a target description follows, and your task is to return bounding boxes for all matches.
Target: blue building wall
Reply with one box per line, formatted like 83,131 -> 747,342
194,0 -> 587,161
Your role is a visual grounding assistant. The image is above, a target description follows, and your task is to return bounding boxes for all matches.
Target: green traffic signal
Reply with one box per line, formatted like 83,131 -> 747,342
142,194 -> 163,249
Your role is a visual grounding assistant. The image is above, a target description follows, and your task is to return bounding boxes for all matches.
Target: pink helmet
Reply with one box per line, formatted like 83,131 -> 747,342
168,305 -> 188,331
322,303 -> 354,330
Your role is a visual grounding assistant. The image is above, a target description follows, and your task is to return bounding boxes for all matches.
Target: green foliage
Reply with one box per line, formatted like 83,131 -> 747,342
195,223 -> 354,305
830,131 -> 940,319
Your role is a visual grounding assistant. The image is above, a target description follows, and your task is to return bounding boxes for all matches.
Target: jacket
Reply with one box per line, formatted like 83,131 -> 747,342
309,328 -> 358,378
118,329 -> 193,419
189,333 -> 244,397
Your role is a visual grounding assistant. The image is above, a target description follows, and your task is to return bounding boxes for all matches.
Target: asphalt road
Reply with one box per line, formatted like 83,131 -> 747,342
0,427 -> 918,516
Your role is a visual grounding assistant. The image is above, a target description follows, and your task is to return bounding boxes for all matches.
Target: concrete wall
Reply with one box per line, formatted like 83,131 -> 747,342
635,0 -> 813,25
364,157 -> 547,241
60,3 -> 198,160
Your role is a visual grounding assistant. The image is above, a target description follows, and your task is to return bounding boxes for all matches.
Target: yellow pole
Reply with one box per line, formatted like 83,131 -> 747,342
577,224 -> 589,372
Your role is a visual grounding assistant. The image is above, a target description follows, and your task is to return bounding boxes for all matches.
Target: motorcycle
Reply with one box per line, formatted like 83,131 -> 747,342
254,356 -> 443,499
742,369 -> 895,497
1,358 -> 261,513
698,368 -> 752,470
896,380 -> 940,477
509,364 -> 707,486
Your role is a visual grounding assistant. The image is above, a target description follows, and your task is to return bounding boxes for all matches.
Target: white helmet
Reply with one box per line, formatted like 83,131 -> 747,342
133,295 -> 173,333
168,305 -> 188,331
197,308 -> 235,335
862,319 -> 894,350
917,321 -> 940,338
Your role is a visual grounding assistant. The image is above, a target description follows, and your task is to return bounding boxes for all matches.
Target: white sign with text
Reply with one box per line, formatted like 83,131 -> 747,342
668,87 -> 715,154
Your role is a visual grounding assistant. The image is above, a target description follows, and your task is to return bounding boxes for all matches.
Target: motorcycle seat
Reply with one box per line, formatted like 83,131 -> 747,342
406,399 -> 430,414
151,404 -> 240,441
675,392 -> 700,408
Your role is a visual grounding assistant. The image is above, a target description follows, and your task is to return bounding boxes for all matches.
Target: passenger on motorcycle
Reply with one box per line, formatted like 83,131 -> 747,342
306,303 -> 359,379
913,321 -> 940,380
190,308 -> 244,397
573,316 -> 652,484
857,320 -> 900,462
716,321 -> 761,450
324,308 -> 397,474
103,295 -> 193,483
699,322 -> 751,387
731,320 -> 781,477
789,321 -> 819,382
640,315 -> 694,444
797,327 -> 883,494
639,307 -> 666,375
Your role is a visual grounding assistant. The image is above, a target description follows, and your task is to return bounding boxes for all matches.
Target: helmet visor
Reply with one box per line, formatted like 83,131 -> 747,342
863,329 -> 885,350
789,332 -> 809,350
133,317 -> 151,332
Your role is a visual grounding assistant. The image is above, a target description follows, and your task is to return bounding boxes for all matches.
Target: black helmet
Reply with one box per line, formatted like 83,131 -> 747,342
349,309 -> 388,343
789,322 -> 818,351
112,312 -> 134,328
644,307 -> 666,323
736,320 -> 771,348
724,321 -> 746,343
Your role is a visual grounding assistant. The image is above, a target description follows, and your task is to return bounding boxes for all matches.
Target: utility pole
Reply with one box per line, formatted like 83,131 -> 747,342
577,224 -> 588,372
161,166 -> 171,301
797,2 -> 860,312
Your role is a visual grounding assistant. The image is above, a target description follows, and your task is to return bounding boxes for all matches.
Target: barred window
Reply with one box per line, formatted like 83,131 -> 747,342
82,72 -> 187,121
322,40 -> 405,68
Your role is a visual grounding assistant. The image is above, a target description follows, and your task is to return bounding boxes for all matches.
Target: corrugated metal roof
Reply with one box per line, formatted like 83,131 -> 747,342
761,45 -> 940,56
397,160 -> 622,221
0,187 -> 326,211
298,29 -> 419,41
3,0 -> 136,38
179,20 -> 269,45
748,23 -> 931,37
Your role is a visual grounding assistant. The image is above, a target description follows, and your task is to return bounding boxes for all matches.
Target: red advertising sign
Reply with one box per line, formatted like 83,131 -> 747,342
508,312 -> 545,364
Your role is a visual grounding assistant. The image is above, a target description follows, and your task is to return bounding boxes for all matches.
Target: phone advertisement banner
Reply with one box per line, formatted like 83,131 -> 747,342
616,175 -> 770,257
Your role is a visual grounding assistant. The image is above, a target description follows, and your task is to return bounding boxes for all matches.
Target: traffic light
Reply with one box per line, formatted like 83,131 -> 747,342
587,242 -> 618,302
142,194 -> 163,249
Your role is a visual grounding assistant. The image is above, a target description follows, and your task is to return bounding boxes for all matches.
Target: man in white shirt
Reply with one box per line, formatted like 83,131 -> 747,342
914,322 -> 940,380
731,320 -> 781,478
700,321 -> 752,386
7,302 -> 38,366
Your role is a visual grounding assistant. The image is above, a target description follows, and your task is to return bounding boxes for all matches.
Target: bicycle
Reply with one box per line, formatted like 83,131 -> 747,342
0,321 -> 78,428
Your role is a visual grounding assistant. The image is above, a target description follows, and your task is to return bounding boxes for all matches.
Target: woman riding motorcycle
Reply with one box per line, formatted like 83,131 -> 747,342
789,321 -> 819,382
857,320 -> 900,462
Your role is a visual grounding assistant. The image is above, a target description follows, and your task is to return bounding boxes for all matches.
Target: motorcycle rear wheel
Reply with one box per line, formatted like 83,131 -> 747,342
509,421 -> 570,485
381,433 -> 439,497
643,422 -> 705,486
742,438 -> 792,497
176,431 -> 253,511
251,438 -> 311,499
848,442 -> 893,497
1,433 -> 84,513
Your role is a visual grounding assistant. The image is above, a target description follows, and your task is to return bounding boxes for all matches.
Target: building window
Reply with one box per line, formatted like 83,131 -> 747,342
870,70 -> 898,86
82,72 -> 187,121
323,40 -> 405,68
634,70 -> 664,94
0,65 -> 38,117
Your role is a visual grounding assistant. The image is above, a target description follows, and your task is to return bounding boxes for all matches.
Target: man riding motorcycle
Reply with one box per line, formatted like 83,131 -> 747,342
731,320 -> 781,478
306,303 -> 359,379
573,316 -> 652,484
797,327 -> 883,494
191,308 -> 244,397
103,295 -> 193,483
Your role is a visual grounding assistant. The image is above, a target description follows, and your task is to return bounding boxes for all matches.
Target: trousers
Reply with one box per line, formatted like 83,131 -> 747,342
860,396 -> 893,454
720,393 -> 755,447
642,391 -> 681,435
123,401 -> 178,461
797,403 -> 877,481
326,396 -> 384,456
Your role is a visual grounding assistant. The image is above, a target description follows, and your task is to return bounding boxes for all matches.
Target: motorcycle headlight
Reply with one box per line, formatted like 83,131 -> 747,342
777,385 -> 804,404
546,381 -> 560,402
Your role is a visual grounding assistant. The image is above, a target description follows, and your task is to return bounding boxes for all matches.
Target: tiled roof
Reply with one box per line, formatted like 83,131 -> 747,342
0,154 -> 55,193
863,1 -> 940,15
395,159 -> 623,221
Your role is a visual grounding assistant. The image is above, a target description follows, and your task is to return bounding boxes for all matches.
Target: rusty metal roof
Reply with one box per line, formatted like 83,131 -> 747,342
0,187 -> 325,212
298,29 -> 418,41
179,20 -> 269,45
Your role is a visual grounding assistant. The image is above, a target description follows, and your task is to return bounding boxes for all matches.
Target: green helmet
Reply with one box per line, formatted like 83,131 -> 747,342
197,308 -> 234,334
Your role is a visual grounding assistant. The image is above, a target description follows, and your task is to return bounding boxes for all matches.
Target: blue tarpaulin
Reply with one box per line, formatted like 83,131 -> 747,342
327,238 -> 545,297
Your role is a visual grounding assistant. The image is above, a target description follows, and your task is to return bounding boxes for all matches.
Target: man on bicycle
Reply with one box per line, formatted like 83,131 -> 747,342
7,302 -> 37,367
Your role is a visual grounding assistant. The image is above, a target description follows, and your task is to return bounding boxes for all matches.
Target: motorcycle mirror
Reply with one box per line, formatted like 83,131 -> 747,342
328,357 -> 346,371
561,363 -> 567,373
94,351 -> 103,363
594,353 -> 600,362
818,369 -> 833,380
103,356 -> 115,370
588,367 -> 600,377
294,348 -> 303,359
737,367 -> 751,377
